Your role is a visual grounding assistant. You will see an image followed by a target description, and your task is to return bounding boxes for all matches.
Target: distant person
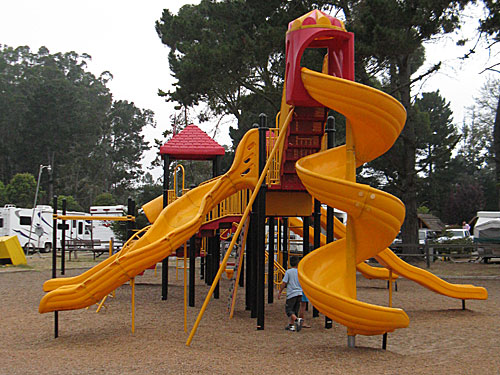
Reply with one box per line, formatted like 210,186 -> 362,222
278,256 -> 303,332
462,221 -> 471,232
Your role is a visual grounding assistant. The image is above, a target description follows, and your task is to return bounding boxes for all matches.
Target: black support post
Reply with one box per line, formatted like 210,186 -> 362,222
162,155 -> 170,300
268,216 -> 275,304
302,216 -> 310,257
245,214 -> 254,311
189,235 -> 196,307
214,230 -> 220,299
126,198 -> 135,240
248,211 -> 257,316
52,196 -> 58,338
61,199 -> 66,275
256,114 -> 267,329
282,218 -> 288,270
313,199 -> 321,318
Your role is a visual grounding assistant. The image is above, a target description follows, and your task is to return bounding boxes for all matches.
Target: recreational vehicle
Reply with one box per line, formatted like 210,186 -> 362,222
0,205 -> 91,252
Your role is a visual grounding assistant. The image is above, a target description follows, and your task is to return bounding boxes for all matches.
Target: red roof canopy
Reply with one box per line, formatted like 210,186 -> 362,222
159,124 -> 225,160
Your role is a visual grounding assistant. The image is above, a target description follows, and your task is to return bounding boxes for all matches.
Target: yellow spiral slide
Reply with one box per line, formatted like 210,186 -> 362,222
39,129 -> 260,313
295,68 -> 487,336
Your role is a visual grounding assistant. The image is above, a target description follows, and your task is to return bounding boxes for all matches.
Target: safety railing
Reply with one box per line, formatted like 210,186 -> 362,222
204,189 -> 250,224
266,112 -> 285,186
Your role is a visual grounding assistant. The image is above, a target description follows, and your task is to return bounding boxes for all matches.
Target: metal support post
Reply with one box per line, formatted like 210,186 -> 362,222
268,216 -> 275,304
256,114 -> 268,329
162,155 -> 170,300
282,218 -> 288,270
313,199 -> 321,318
61,199 -> 66,275
214,230 -> 220,299
189,235 -> 196,307
52,196 -> 58,338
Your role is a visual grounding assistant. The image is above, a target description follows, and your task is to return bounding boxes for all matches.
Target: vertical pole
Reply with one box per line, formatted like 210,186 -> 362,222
313,199 -> 321,318
325,115 -> 335,329
189,235 -> 196,307
184,242 -> 188,332
200,238 -> 205,280
245,216 -> 253,311
52,195 -> 58,339
256,114 -> 268,329
302,216 -> 310,313
162,158 -> 172,295
282,218 -> 288,270
302,216 -> 310,257
214,230 -> 220,299
61,199 -> 66,275
131,278 -> 135,334
345,119 -> 357,347
126,198 -> 135,240
249,210 -> 258,318
268,216 -> 275,304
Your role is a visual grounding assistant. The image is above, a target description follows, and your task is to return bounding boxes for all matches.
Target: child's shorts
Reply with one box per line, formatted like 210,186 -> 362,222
285,295 -> 302,317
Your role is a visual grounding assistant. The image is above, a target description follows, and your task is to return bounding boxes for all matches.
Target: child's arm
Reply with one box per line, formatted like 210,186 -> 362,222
278,281 -> 287,299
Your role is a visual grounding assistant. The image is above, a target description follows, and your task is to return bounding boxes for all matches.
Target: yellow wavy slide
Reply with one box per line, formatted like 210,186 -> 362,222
39,129 -> 260,313
296,68 -> 487,336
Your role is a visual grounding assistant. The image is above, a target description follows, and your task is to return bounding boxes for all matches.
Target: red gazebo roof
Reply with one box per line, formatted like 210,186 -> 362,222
159,124 -> 225,160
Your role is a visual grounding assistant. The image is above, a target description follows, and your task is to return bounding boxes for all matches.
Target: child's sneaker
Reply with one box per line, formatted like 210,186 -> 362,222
295,318 -> 303,332
285,324 -> 296,331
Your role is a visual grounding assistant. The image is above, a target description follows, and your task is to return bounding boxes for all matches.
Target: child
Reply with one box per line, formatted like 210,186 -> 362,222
278,256 -> 303,332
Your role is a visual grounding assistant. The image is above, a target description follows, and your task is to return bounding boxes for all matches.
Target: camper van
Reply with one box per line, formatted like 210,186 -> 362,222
473,211 -> 500,260
0,205 -> 91,252
89,205 -> 126,244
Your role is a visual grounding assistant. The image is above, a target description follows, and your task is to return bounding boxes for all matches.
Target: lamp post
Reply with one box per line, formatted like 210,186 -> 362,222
27,164 -> 51,254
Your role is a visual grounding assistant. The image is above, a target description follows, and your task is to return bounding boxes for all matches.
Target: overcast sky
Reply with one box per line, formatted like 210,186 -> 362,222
0,1 -> 496,180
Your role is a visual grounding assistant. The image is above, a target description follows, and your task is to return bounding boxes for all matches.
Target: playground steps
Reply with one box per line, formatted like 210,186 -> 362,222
272,106 -> 326,191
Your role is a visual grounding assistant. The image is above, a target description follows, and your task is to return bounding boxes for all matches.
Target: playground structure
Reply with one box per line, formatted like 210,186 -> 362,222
38,10 -> 487,348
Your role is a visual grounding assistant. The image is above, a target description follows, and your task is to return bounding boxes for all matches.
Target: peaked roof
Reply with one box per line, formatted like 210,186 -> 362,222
159,124 -> 225,160
418,213 -> 445,231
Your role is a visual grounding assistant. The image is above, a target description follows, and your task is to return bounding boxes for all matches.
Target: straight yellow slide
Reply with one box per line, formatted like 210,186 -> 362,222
375,249 -> 487,300
39,129 -> 260,313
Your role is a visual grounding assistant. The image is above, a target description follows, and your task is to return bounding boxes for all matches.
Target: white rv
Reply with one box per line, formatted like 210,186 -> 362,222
0,205 -> 91,252
473,211 -> 500,240
89,205 -> 126,244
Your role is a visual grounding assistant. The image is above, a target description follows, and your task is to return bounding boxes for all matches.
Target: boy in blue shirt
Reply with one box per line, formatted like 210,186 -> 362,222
278,256 -> 303,332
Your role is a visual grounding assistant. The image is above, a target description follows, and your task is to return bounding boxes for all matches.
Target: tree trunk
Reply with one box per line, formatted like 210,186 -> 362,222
494,92 -> 500,210
398,59 -> 419,255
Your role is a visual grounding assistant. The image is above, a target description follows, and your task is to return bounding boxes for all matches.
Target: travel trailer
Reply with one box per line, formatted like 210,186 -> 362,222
0,205 -> 91,252
473,211 -> 500,240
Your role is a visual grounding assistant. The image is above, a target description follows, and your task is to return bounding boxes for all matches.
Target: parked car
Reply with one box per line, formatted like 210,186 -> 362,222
419,229 -> 438,244
435,228 -> 471,243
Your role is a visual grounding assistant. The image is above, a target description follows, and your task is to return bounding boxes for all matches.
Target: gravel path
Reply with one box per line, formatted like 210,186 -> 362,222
1,257 -> 499,374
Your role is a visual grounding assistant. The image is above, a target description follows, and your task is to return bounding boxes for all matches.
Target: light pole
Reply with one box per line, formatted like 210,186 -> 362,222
27,164 -> 52,254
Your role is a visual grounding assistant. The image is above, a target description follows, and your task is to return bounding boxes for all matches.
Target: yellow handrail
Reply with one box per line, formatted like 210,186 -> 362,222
186,106 -> 294,346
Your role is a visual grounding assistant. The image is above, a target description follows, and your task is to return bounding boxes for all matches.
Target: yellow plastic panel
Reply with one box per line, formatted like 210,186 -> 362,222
0,236 -> 27,266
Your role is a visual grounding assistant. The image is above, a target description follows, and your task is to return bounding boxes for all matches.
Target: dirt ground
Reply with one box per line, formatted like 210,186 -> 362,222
1,254 -> 499,375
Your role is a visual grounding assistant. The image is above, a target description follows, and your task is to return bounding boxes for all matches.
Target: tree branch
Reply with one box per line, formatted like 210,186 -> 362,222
389,62 -> 442,96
